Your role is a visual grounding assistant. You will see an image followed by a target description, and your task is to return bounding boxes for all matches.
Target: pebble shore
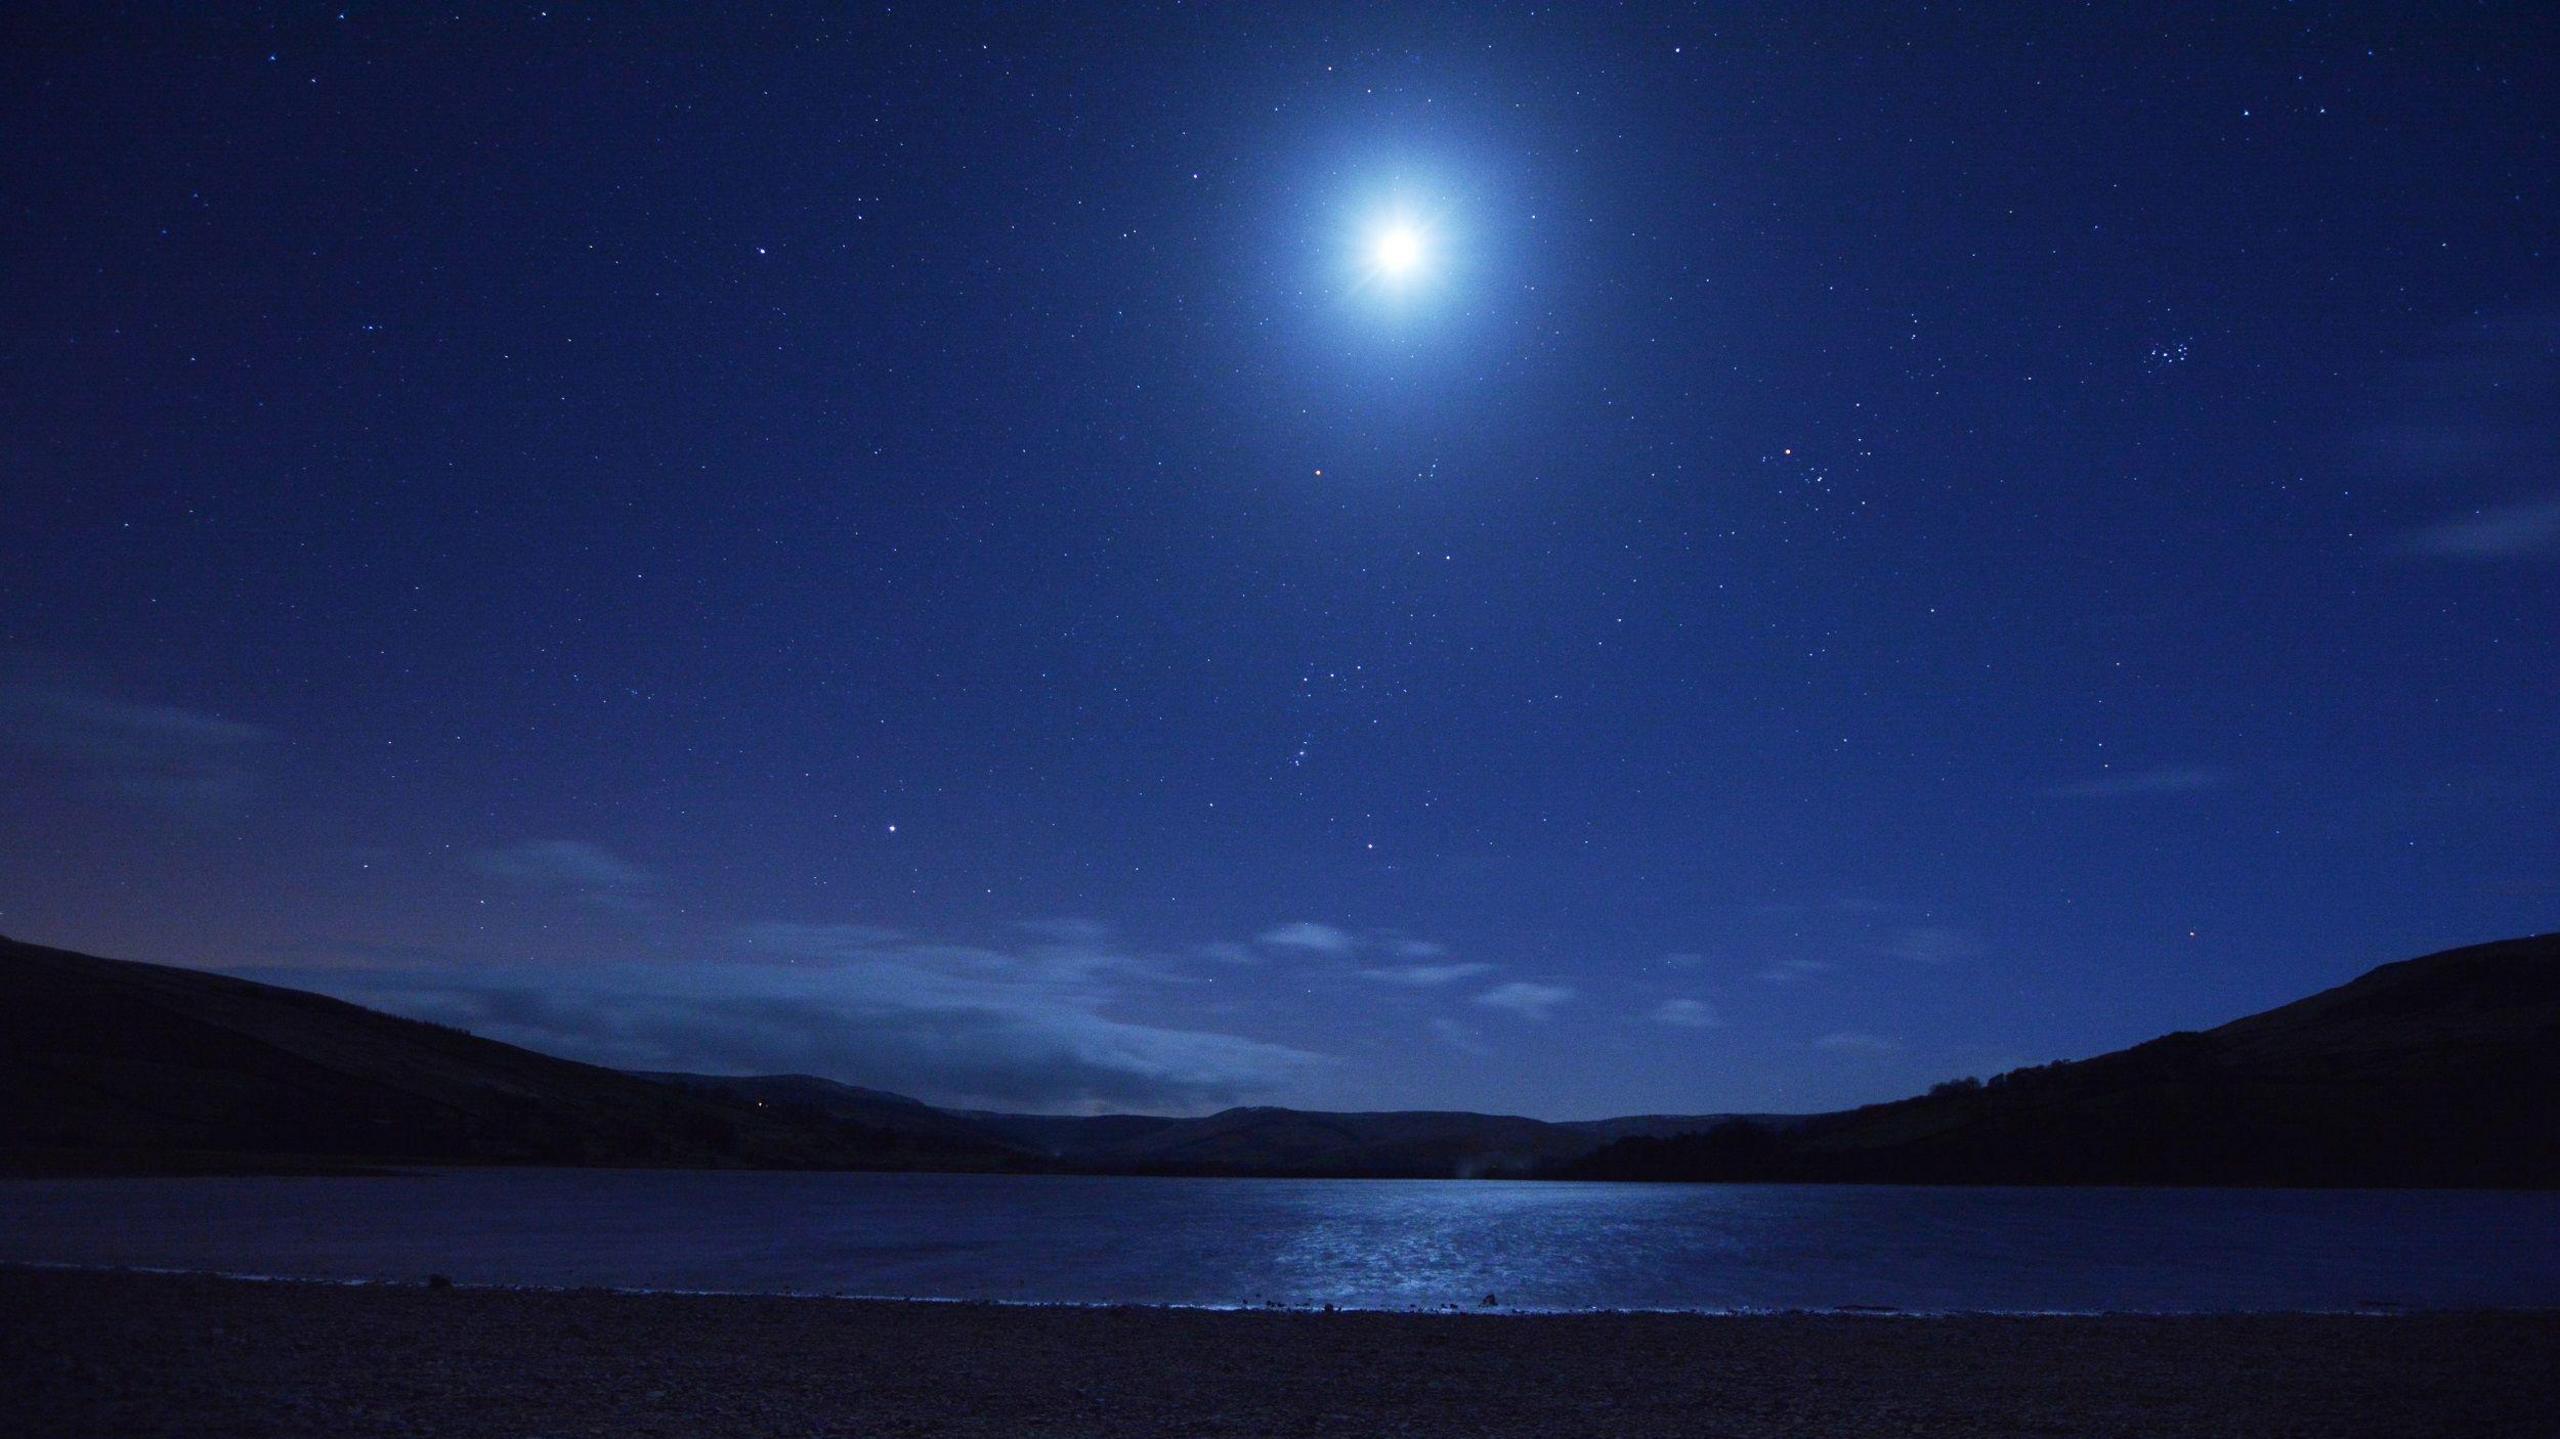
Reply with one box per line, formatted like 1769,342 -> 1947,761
7,1267 -> 2557,1437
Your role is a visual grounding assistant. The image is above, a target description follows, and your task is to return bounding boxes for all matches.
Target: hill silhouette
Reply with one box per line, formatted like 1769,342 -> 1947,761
0,934 -> 1017,1173
7,930 -> 2556,1186
1563,933 -> 2560,1187
0,934 -> 1739,1178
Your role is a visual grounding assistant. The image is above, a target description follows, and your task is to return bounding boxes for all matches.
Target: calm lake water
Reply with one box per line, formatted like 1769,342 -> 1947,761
5,1170 -> 2556,1313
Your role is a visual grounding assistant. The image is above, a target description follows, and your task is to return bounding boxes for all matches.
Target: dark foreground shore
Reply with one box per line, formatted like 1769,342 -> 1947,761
7,1268 -> 2557,1438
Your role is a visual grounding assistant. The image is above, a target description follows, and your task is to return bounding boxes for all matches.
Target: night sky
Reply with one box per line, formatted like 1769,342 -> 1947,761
3,6 -> 2554,1118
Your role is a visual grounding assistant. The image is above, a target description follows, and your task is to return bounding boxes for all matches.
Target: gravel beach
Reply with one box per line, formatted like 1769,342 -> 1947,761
6,1267 -> 2556,1437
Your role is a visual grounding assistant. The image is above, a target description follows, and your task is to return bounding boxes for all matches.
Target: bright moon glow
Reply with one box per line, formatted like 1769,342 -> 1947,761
1374,224 -> 1425,278
1345,192 -> 1450,304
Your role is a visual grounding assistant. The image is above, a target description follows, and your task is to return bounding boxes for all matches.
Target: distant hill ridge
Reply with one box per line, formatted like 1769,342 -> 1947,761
5,929 -> 2556,1186
640,1076 -> 1764,1177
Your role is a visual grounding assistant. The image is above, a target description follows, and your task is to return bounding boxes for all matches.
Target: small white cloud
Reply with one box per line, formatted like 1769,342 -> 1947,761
2045,764 -> 2226,799
1661,951 -> 1708,970
1196,941 -> 1261,966
1394,939 -> 1449,959
1759,958 -> 1832,984
1652,998 -> 1721,1028
1258,921 -> 1356,956
1814,1031 -> 1902,1056
1355,962 -> 1494,987
1473,981 -> 1576,1021
2405,496 -> 2560,558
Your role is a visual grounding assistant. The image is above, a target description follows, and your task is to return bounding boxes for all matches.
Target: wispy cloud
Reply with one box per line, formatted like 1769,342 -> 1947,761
2404,497 -> 2560,559
740,921 -> 905,952
0,678 -> 276,808
2361,311 -> 2560,562
1472,981 -> 1575,1021
322,921 -> 1328,1115
2360,311 -> 2559,482
1355,961 -> 1495,987
471,840 -> 654,912
1879,925 -> 1982,966
1257,921 -> 1356,956
1661,951 -> 1708,970
2044,764 -> 2226,799
1651,998 -> 1721,1029
1759,958 -> 1832,985
1814,1031 -> 1902,1056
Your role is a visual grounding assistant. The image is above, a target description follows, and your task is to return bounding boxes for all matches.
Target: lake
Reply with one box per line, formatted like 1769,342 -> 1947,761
4,1170 -> 2554,1313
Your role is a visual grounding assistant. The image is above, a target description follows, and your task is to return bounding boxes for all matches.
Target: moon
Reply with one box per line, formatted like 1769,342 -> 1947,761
1373,223 -> 1426,279
1342,190 -> 1451,305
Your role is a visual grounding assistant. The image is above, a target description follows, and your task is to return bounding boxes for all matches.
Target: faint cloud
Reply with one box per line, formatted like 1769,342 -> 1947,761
1011,917 -> 1114,944
1652,998 -> 1721,1029
1428,1017 -> 1491,1056
2360,311 -> 2560,481
735,922 -> 905,954
2044,764 -> 2226,799
2404,496 -> 2560,559
475,839 -> 651,891
1393,938 -> 1449,959
1196,940 -> 1261,965
0,677 -> 276,808
1661,951 -> 1708,970
472,840 -> 654,912
1880,925 -> 1982,966
1473,981 -> 1576,1021
2360,310 -> 2560,562
1759,958 -> 1832,985
1258,921 -> 1356,956
1355,961 -> 1495,987
244,938 -> 477,974
1814,1031 -> 1902,1056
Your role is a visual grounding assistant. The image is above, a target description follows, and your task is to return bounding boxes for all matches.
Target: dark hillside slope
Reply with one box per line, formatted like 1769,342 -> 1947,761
0,935 -> 1020,1172
1568,934 -> 2560,1188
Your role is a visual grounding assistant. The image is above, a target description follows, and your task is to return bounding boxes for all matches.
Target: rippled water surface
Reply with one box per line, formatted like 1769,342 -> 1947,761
5,1170 -> 2556,1312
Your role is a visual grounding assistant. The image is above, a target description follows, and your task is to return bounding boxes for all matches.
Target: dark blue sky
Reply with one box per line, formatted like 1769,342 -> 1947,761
3,5 -> 2554,1117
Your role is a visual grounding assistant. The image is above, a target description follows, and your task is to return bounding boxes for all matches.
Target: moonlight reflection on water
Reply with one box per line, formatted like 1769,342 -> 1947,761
3,1170 -> 2555,1314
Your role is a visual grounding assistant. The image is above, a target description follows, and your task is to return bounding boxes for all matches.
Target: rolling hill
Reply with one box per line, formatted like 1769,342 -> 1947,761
1565,932 -> 2560,1187
8,929 -> 2556,1186
0,934 -> 1018,1173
